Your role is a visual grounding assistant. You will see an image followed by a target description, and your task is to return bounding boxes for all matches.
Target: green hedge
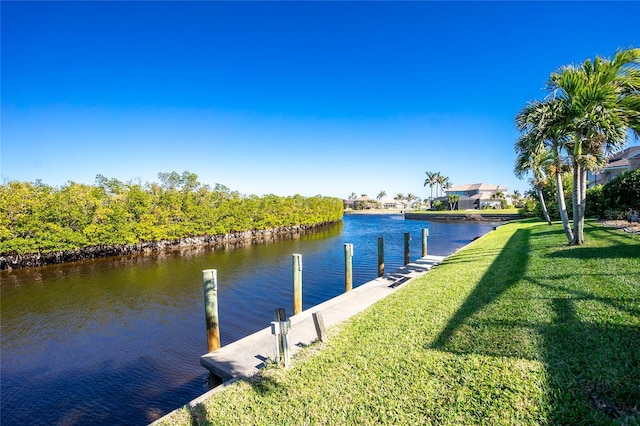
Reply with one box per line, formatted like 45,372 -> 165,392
0,172 -> 343,254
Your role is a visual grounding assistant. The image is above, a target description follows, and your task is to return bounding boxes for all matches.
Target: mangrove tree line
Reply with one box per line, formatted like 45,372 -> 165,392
0,171 -> 344,255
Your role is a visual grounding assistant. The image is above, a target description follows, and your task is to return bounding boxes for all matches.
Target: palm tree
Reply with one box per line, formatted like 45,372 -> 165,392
515,136 -> 553,225
442,178 -> 452,194
547,48 -> 640,244
512,190 -> 523,207
436,174 -> 447,197
377,190 -> 387,209
515,98 -> 573,241
423,171 -> 439,201
394,193 -> 404,201
447,194 -> 460,211
406,193 -> 416,210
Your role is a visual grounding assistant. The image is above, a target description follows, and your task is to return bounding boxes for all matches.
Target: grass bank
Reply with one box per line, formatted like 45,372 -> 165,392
158,219 -> 639,425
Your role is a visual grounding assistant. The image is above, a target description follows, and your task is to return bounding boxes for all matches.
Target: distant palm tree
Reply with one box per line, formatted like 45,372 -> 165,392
436,174 -> 448,197
511,190 -> 523,208
442,177 -> 452,195
406,193 -> 416,209
348,192 -> 357,200
447,194 -> 460,211
377,190 -> 386,201
423,171 -> 439,200
395,193 -> 404,201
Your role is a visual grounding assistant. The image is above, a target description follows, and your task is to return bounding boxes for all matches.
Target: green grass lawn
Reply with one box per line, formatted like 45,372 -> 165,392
158,219 -> 639,425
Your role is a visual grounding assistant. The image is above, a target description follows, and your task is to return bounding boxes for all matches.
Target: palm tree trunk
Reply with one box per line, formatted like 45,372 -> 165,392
537,186 -> 552,225
555,171 -> 573,243
576,168 -> 587,244
571,163 -> 583,245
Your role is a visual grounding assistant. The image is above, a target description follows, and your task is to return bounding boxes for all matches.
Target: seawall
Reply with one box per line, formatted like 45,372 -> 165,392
0,221 -> 339,270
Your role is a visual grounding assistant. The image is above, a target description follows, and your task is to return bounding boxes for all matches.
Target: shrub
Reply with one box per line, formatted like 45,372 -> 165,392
519,198 -> 538,217
602,169 -> 640,212
586,184 -> 607,218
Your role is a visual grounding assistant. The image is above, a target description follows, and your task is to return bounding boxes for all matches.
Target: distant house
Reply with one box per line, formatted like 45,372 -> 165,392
378,197 -> 405,210
588,146 -> 640,188
443,183 -> 509,210
343,196 -> 377,209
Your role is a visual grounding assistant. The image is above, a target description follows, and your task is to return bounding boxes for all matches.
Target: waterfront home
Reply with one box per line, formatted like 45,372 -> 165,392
378,197 -> 405,210
443,183 -> 510,210
343,196 -> 377,209
587,146 -> 640,188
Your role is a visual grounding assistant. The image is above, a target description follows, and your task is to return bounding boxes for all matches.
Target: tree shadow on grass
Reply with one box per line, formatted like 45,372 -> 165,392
576,220 -> 640,248
431,228 -> 532,355
546,242 -> 640,260
541,298 -> 640,423
430,223 -> 640,423
535,279 -> 640,319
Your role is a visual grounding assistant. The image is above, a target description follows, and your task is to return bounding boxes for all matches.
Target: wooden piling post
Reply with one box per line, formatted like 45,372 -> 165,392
344,243 -> 353,292
292,254 -> 302,315
422,228 -> 429,257
404,232 -> 411,265
202,269 -> 220,352
377,237 -> 384,277
312,312 -> 327,343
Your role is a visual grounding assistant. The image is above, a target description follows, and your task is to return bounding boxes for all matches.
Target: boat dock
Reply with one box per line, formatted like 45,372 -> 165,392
200,254 -> 446,384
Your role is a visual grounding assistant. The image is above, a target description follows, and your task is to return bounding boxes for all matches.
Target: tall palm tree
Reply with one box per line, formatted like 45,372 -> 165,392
515,98 -> 573,239
423,171 -> 439,200
548,48 -> 640,244
514,134 -> 553,225
436,174 -> 447,197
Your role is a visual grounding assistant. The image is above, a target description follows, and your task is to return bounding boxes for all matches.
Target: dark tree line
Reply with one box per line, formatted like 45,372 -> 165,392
0,171 -> 344,254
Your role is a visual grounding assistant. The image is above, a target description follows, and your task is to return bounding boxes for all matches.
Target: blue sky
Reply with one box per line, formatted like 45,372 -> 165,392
2,1 -> 639,199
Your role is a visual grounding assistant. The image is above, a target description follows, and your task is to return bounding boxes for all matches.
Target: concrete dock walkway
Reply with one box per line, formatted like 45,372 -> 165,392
200,255 -> 446,383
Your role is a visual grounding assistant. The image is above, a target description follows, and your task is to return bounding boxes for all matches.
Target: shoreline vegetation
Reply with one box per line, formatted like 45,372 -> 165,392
0,172 -> 343,270
157,219 -> 639,425
0,222 -> 338,270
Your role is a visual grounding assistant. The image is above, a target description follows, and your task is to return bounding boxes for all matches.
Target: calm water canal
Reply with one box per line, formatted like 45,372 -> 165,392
1,214 -> 498,425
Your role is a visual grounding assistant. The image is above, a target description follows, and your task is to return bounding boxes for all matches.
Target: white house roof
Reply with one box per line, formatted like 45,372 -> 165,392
344,196 -> 377,204
379,197 -> 402,204
447,183 -> 509,192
